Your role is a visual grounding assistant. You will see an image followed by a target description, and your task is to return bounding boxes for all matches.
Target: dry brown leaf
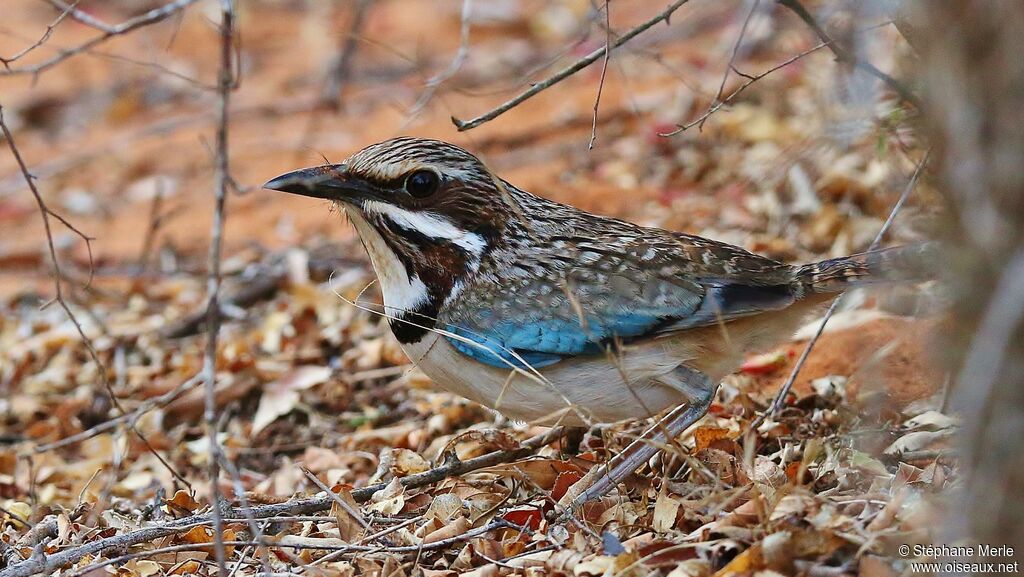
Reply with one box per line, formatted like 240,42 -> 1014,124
367,477 -> 405,516
694,426 -> 732,453
330,484 -> 366,542
391,448 -> 430,476
652,489 -> 681,533
422,515 -> 470,545
252,365 -> 331,435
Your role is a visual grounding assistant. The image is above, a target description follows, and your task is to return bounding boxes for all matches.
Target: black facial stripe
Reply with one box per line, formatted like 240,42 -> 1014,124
389,306 -> 440,344
371,215 -> 476,344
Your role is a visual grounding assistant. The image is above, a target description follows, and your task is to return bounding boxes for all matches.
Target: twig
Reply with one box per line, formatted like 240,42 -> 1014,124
300,467 -> 372,533
0,0 -> 80,67
588,0 -> 612,149
31,375 -> 201,454
714,0 -> 760,103
0,427 -> 566,577
202,2 -> 236,575
752,152 -> 930,427
778,0 -> 921,109
1,0 -> 201,77
452,0 -> 691,131
320,0 -> 373,110
698,0 -> 760,132
65,520 -> 527,576
43,0 -> 120,33
662,39 -> 830,136
0,503 -> 32,530
407,0 -> 473,119
0,106 -> 149,471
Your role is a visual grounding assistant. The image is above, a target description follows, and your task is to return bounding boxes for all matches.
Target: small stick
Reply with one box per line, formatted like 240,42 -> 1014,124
779,0 -> 921,109
588,0 -> 612,150
452,0 -> 691,131
752,152 -> 930,428
201,2 -> 236,575
0,427 -> 566,577
1,0 -> 202,77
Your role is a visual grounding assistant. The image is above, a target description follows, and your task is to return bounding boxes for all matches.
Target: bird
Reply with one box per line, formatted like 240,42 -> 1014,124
264,137 -> 929,507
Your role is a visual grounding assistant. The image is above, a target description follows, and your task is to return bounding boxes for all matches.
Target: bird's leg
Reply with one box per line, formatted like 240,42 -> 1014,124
558,367 -> 718,511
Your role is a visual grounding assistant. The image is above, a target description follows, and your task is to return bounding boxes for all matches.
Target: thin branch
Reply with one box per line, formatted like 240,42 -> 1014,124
588,0 -> 612,149
64,520 -> 528,577
43,0 -> 119,33
662,39 -> 831,136
0,106 -> 139,466
778,0 -> 921,109
202,2 -> 236,575
1,0 -> 201,77
31,375 -> 201,454
0,427 -> 566,577
752,152 -> 930,427
320,0 -> 373,110
697,0 -> 760,132
407,0 -> 473,119
0,0 -> 80,67
452,0 -> 691,131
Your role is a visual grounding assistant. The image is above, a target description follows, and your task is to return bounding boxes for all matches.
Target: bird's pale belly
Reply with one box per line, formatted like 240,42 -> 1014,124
399,331 -> 707,425
396,300 -> 827,425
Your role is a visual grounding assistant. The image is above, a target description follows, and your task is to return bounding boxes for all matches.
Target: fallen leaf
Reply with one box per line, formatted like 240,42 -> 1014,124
252,365 -> 331,435
652,489 -> 681,532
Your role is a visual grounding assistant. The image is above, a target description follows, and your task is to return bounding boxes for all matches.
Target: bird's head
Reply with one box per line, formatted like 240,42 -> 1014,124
264,137 -> 516,340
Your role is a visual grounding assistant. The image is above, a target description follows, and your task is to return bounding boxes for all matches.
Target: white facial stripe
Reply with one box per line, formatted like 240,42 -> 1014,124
386,274 -> 430,317
345,208 -> 430,317
363,200 -> 486,256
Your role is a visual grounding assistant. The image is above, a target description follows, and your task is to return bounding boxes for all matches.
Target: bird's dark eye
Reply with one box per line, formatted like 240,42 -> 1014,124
405,170 -> 439,198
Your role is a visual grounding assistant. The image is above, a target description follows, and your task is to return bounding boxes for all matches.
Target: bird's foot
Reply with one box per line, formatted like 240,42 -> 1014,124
554,383 -> 719,517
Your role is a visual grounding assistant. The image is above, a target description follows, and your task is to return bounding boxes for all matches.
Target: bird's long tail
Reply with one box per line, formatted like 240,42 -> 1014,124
796,243 -> 938,294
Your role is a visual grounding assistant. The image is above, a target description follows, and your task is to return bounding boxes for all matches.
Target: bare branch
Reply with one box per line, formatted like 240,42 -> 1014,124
1,0 -> 201,77
31,376 -> 201,454
779,0 -> 921,109
43,0 -> 118,33
697,0 -> 760,132
201,1 -> 236,575
408,0 -> 473,119
0,0 -> 80,67
662,39 -> 831,136
452,0 -> 692,131
588,0 -> 611,149
65,520 -> 530,577
321,0 -> 373,110
0,427 -> 566,577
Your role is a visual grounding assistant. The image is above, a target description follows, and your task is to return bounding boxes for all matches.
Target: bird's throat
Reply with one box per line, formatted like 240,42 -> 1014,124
344,206 -> 480,344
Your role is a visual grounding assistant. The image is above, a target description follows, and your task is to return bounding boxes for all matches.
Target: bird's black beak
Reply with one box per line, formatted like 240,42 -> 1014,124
263,164 -> 358,201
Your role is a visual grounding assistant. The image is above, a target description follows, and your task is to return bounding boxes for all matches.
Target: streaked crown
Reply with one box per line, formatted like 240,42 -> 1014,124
264,137 -> 519,339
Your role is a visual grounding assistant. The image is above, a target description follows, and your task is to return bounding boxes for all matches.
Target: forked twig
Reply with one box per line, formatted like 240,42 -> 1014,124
0,427 -> 566,577
452,0 -> 691,131
1,0 -> 201,77
588,0 -> 612,149
779,0 -> 921,109
0,0 -> 80,67
662,39 -> 831,136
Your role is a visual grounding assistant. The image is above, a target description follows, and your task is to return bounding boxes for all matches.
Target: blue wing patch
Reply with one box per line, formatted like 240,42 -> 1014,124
443,312 -> 665,370
442,281 -> 797,370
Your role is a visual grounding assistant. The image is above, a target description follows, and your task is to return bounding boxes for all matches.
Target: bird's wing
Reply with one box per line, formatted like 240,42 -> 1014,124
441,231 -> 799,370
